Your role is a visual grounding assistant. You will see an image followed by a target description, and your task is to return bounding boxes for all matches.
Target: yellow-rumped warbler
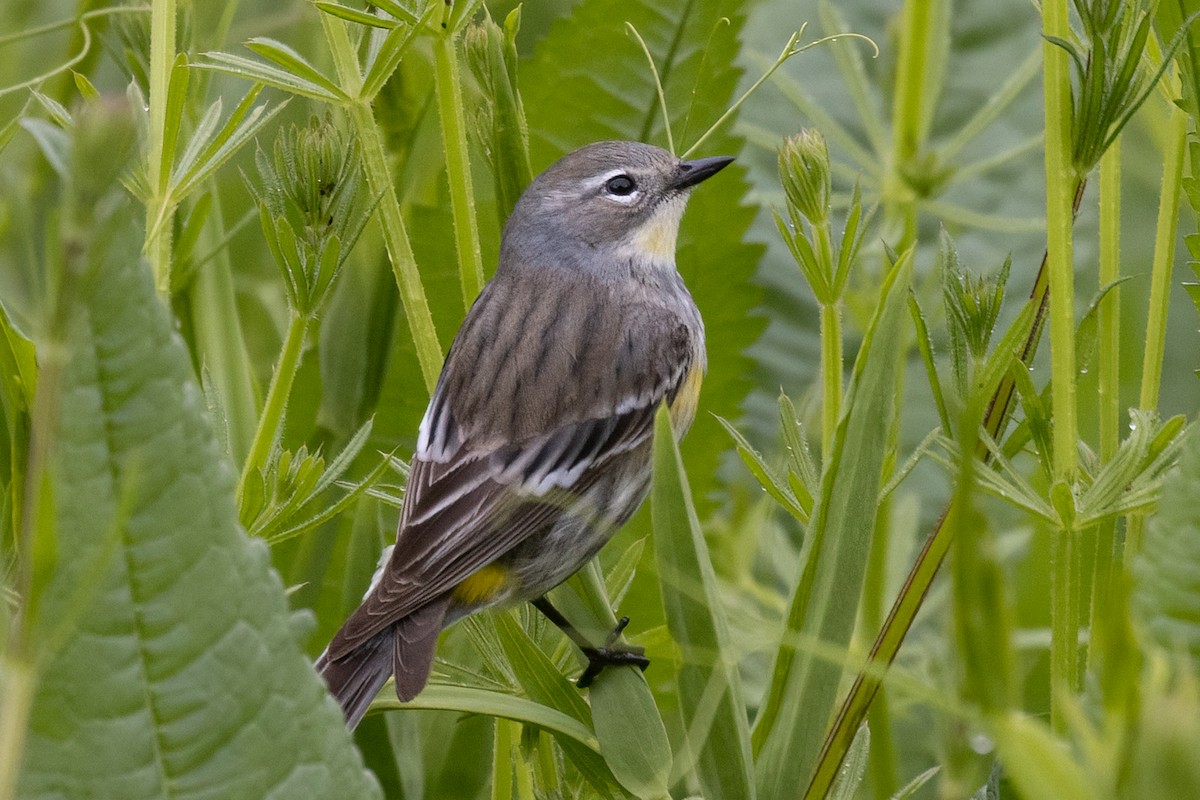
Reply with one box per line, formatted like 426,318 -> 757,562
317,140 -> 732,727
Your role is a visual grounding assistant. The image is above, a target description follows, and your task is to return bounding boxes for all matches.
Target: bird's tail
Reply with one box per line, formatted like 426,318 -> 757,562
317,597 -> 450,728
316,629 -> 393,730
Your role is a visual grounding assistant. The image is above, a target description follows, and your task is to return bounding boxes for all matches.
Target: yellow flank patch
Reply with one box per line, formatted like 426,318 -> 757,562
631,214 -> 679,261
669,364 -> 704,436
453,563 -> 510,605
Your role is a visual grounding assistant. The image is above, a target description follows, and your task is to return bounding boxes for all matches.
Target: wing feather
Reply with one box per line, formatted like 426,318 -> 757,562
327,269 -> 701,658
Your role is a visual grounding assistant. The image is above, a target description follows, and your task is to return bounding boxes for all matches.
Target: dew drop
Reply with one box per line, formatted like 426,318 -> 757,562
969,733 -> 995,754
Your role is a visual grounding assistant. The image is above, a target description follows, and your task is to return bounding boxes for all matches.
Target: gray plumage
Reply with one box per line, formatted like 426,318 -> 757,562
317,141 -> 732,728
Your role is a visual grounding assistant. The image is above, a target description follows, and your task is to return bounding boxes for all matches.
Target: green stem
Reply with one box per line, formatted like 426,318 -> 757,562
1090,140 -> 1120,663
434,31 -> 485,308
819,301 -> 842,458
1042,0 -> 1077,481
145,0 -> 176,296
0,659 -> 36,800
1126,101 -> 1187,562
321,15 -> 443,393
806,179 -> 1087,797
237,313 -> 308,504
1051,529 -> 1080,730
1137,102 -> 1186,414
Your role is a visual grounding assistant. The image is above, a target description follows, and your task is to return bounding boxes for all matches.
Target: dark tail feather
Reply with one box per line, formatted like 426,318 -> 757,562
393,596 -> 450,701
316,595 -> 452,727
316,629 -> 393,729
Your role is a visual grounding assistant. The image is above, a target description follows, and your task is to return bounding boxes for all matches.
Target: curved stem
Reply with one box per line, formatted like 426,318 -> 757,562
321,14 -> 443,393
237,314 -> 308,505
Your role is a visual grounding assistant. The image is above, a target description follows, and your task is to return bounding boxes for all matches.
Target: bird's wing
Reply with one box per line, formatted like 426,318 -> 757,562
327,271 -> 699,658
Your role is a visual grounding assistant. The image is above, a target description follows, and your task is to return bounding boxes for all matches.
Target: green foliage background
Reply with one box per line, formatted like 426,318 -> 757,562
2,0 -> 1200,798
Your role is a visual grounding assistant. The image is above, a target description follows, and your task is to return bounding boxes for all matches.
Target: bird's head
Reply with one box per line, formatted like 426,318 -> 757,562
500,140 -> 734,277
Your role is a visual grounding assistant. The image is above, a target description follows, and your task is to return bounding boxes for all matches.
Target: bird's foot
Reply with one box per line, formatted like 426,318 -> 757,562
576,616 -> 650,688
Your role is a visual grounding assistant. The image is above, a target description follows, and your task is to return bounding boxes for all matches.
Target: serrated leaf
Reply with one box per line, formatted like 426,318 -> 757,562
19,204 -> 379,798
523,0 -> 765,511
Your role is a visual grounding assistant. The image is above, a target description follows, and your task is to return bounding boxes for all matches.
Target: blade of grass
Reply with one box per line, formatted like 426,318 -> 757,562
651,405 -> 755,800
754,249 -> 912,800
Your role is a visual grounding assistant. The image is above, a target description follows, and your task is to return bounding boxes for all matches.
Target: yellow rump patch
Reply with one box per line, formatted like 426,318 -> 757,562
669,364 -> 704,436
453,563 -> 510,605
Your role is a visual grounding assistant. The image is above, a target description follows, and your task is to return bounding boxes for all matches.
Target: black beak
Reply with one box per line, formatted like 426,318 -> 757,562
670,155 -> 735,191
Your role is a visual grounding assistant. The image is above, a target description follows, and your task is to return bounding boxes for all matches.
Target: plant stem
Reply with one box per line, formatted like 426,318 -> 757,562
806,179 -> 1088,798
1090,140 -> 1120,662
434,30 -> 485,309
1051,528 -> 1080,730
819,301 -> 842,458
237,313 -> 308,504
0,659 -> 36,800
1042,0 -> 1077,482
146,0 -> 176,296
321,15 -> 443,393
1126,100 -> 1187,561
1137,102 -> 1186,414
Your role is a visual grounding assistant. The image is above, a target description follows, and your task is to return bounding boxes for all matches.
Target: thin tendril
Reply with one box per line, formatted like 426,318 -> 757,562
626,22 -> 674,155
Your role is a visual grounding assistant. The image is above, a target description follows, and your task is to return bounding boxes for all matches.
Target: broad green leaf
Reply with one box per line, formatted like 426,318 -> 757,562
652,405 -> 756,800
752,250 -> 912,800
590,667 -> 672,800
18,209 -> 379,799
522,0 -> 766,510
491,612 -> 626,798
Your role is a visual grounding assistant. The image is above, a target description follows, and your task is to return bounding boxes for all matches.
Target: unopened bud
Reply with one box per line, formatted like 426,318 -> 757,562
779,129 -> 831,225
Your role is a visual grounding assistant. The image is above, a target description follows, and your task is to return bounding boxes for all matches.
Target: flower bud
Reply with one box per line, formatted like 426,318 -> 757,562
779,129 -> 831,225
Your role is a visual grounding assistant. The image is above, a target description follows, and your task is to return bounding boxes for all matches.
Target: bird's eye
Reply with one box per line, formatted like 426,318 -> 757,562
604,175 -> 636,196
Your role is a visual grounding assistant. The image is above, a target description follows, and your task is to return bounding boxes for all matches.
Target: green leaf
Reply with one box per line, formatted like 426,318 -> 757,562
244,37 -> 346,98
490,612 -> 625,798
197,51 -> 344,101
652,405 -> 756,800
522,0 -> 765,510
992,713 -> 1093,800
717,413 -> 808,523
752,250 -> 913,799
1135,424 -> 1200,657
590,667 -> 672,800
379,684 -> 601,751
828,724 -> 869,800
361,10 -> 431,100
314,2 -> 402,29
18,208 -> 380,799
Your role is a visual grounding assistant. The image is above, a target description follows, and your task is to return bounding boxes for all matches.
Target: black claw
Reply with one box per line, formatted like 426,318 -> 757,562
576,617 -> 649,688
531,598 -> 651,689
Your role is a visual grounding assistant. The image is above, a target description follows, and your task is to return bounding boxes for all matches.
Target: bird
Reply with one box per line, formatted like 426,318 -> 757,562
316,140 -> 733,728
